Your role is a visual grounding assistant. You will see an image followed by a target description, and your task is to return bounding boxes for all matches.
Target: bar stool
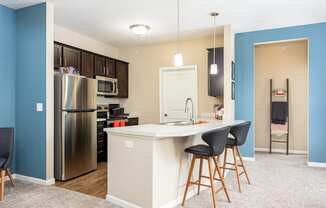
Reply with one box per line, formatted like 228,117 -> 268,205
221,121 -> 251,193
181,126 -> 231,208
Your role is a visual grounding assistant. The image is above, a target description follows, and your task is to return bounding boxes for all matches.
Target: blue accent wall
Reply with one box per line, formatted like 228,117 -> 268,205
0,5 -> 16,128
15,3 -> 47,179
235,22 -> 326,163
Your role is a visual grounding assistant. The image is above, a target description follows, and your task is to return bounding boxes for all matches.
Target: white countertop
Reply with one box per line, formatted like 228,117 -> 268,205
104,120 -> 246,138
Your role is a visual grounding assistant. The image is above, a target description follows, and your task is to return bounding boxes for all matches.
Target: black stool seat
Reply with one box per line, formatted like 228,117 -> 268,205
185,144 -> 214,157
226,138 -> 237,147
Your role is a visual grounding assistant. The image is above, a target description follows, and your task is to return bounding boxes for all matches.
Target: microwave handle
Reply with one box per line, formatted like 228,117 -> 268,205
115,81 -> 118,95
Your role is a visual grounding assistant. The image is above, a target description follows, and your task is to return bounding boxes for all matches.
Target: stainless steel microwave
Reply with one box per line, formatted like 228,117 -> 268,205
96,76 -> 118,96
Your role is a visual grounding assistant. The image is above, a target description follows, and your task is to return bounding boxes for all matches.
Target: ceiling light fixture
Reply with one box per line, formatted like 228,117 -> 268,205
210,12 -> 219,75
129,24 -> 151,36
174,0 -> 183,66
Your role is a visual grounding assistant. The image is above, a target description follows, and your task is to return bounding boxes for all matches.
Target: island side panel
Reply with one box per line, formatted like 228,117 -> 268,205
153,134 -> 211,207
107,133 -> 154,208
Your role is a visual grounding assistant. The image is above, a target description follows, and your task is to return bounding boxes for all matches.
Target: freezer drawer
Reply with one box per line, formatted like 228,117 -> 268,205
55,111 -> 97,180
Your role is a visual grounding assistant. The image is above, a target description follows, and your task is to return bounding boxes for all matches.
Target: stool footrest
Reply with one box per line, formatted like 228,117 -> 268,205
201,175 -> 222,182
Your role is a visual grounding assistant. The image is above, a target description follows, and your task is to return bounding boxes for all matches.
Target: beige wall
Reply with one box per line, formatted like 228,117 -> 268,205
119,36 -> 223,124
54,24 -> 119,59
254,40 -> 308,151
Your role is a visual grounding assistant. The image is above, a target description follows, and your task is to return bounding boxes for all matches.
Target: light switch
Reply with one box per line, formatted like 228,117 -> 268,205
124,141 -> 134,149
36,103 -> 43,112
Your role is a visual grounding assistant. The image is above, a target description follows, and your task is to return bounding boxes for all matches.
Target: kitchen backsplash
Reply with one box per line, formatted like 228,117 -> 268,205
96,96 -> 127,107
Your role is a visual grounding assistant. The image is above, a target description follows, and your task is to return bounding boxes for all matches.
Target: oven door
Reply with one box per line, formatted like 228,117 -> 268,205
97,76 -> 118,96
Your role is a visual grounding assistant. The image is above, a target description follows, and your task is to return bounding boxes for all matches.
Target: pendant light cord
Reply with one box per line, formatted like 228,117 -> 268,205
177,0 -> 180,53
213,15 -> 216,65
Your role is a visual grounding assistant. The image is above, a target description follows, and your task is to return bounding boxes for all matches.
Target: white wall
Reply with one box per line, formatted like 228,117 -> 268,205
223,25 -> 235,122
46,2 -> 54,182
119,36 -> 224,124
54,24 -> 119,59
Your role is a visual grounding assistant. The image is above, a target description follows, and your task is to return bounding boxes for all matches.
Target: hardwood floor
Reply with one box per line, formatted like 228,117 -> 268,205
55,162 -> 107,199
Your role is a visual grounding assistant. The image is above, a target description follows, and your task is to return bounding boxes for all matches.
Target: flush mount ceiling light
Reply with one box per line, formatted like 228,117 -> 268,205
210,12 -> 219,75
129,24 -> 151,36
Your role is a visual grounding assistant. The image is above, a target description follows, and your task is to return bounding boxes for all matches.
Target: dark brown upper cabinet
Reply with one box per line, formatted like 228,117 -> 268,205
207,47 -> 224,97
106,58 -> 116,78
116,61 -> 129,98
63,46 -> 81,70
54,43 -> 62,69
81,52 -> 94,78
95,55 -> 106,77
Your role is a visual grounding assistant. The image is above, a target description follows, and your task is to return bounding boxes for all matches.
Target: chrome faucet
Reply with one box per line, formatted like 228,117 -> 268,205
185,98 -> 195,124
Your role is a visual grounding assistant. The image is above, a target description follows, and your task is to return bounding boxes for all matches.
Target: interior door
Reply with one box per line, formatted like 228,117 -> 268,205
160,66 -> 197,122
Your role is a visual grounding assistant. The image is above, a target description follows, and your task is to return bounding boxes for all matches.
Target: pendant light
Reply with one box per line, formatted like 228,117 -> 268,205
210,12 -> 219,75
174,0 -> 183,66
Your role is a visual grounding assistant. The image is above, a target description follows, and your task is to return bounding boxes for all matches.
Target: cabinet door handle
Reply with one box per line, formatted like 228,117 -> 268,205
164,113 -> 168,117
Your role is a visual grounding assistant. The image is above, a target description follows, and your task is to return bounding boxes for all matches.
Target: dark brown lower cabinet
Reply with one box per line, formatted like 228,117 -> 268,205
116,61 -> 129,98
81,52 -> 94,78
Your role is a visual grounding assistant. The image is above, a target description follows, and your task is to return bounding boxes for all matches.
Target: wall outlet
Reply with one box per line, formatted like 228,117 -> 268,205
36,103 -> 43,112
124,141 -> 134,149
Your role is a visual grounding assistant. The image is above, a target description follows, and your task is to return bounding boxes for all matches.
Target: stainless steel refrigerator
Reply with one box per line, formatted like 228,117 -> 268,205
54,73 -> 97,181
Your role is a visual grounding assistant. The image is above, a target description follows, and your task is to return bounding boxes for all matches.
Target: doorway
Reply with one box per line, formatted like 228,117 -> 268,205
254,39 -> 309,155
159,65 -> 198,123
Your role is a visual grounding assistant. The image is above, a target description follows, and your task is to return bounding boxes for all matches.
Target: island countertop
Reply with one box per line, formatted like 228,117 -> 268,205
105,120 -> 245,138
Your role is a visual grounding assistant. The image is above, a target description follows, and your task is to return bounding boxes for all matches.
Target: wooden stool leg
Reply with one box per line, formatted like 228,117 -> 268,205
197,158 -> 203,195
236,147 -> 251,184
213,157 -> 231,203
181,156 -> 196,207
222,148 -> 228,177
0,170 -> 5,201
232,146 -> 241,193
6,169 -> 15,187
207,158 -> 216,208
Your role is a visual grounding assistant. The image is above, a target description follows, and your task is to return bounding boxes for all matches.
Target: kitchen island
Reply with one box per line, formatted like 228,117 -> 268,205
104,120 -> 245,208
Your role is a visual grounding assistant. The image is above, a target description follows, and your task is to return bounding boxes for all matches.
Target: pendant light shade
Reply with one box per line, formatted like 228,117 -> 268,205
174,0 -> 183,66
174,53 -> 183,66
210,63 -> 218,74
210,12 -> 219,75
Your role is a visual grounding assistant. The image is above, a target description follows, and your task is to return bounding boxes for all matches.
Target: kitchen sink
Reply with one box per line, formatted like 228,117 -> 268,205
159,121 -> 194,126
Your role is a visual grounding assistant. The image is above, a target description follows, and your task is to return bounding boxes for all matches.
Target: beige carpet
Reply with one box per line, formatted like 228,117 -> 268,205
1,153 -> 326,208
179,152 -> 326,208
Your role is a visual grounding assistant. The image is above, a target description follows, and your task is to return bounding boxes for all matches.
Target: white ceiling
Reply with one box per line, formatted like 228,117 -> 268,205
2,0 -> 326,47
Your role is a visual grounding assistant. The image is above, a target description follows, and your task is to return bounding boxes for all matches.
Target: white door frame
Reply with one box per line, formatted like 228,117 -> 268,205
253,38 -> 310,158
159,65 -> 198,123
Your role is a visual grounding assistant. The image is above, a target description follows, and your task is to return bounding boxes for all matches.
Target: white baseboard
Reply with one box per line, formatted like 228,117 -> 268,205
107,171 -> 231,208
307,162 -> 326,168
15,174 -> 55,185
242,157 -> 255,162
106,195 -> 142,208
255,147 -> 307,155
